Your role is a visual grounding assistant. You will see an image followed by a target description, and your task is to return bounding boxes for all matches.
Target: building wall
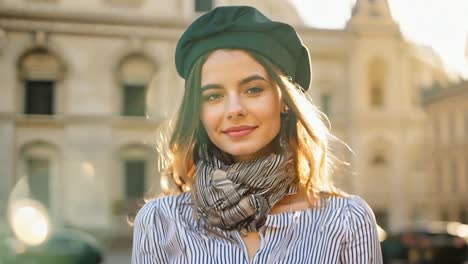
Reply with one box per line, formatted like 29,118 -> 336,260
423,82 -> 468,224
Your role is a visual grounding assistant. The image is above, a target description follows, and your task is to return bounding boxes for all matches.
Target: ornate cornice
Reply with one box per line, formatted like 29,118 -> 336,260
0,6 -> 187,39
0,113 -> 162,129
421,80 -> 468,106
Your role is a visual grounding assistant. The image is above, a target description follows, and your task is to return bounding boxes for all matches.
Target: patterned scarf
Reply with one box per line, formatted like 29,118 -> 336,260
191,153 -> 296,232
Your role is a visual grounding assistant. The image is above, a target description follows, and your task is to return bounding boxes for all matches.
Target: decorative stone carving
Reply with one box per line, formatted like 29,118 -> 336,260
34,30 -> 48,47
117,54 -> 156,85
18,48 -> 65,80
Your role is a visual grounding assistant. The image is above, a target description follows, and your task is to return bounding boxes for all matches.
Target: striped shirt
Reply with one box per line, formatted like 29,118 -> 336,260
132,192 -> 383,263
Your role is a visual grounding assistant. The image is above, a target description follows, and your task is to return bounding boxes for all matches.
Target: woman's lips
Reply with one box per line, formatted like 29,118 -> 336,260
223,126 -> 257,138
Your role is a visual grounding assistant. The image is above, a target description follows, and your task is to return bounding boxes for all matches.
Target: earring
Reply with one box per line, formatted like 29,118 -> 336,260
281,104 -> 289,114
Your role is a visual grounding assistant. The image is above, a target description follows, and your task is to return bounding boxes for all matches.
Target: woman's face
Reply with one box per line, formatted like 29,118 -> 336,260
200,49 -> 283,162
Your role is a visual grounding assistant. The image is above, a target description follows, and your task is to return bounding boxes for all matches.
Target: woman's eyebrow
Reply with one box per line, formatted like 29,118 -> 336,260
200,84 -> 222,91
238,74 -> 267,86
200,74 -> 267,91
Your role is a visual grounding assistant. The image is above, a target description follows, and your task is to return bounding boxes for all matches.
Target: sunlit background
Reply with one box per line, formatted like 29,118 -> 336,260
0,0 -> 467,263
291,0 -> 468,78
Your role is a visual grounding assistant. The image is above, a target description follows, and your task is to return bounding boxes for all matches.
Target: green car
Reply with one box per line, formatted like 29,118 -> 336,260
0,229 -> 103,264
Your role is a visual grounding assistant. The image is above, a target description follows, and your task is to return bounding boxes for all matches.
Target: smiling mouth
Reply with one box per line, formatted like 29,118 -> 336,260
223,126 -> 257,138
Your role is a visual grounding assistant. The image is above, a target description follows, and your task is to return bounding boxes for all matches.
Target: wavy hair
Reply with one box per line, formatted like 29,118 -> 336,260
156,49 -> 347,205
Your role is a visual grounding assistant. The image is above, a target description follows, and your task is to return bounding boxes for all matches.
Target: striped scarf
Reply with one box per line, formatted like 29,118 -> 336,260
191,153 -> 296,232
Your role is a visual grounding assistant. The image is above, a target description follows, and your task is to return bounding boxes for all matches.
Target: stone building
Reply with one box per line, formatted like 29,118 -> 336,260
0,0 -> 450,245
422,80 -> 468,224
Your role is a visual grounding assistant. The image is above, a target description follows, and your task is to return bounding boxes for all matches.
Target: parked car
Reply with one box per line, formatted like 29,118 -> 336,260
0,229 -> 104,264
381,221 -> 468,264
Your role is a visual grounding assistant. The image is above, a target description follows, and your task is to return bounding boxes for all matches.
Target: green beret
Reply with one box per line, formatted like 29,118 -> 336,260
175,6 -> 311,90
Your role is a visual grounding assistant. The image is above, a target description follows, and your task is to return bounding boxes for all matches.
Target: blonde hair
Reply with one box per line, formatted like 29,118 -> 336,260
157,50 -> 347,205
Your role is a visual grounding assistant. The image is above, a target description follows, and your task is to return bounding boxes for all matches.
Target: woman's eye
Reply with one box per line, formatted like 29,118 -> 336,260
203,93 -> 222,102
246,86 -> 263,94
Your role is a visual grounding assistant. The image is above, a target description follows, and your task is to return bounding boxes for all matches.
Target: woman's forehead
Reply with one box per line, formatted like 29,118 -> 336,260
201,49 -> 269,84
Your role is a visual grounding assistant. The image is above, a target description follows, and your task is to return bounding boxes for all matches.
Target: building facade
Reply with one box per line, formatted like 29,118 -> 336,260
0,0 -> 451,243
422,80 -> 468,224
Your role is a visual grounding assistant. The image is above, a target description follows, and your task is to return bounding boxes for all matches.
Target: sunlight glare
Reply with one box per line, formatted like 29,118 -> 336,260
10,199 -> 50,246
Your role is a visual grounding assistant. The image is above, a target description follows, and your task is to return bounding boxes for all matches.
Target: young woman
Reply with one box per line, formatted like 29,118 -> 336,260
132,6 -> 382,264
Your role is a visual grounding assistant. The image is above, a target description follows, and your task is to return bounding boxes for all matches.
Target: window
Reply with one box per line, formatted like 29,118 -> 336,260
117,54 -> 155,117
320,94 -> 331,117
124,159 -> 146,199
366,140 -> 391,194
27,158 -> 50,208
122,85 -> 147,116
20,141 -> 60,219
113,145 -> 158,216
367,58 -> 386,108
24,80 -> 54,115
18,48 -> 64,116
195,0 -> 212,12
370,83 -> 383,107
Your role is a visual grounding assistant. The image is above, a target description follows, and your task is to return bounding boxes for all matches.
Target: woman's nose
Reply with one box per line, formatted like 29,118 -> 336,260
225,96 -> 246,120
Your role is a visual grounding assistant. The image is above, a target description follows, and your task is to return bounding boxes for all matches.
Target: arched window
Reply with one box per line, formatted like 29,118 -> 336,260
117,54 -> 156,117
367,58 -> 386,108
19,141 -> 60,212
365,139 -> 392,195
113,144 -> 157,215
18,48 -> 64,115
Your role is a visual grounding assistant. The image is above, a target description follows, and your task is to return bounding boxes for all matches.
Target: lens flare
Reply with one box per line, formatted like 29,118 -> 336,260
9,199 -> 50,246
81,161 -> 96,180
